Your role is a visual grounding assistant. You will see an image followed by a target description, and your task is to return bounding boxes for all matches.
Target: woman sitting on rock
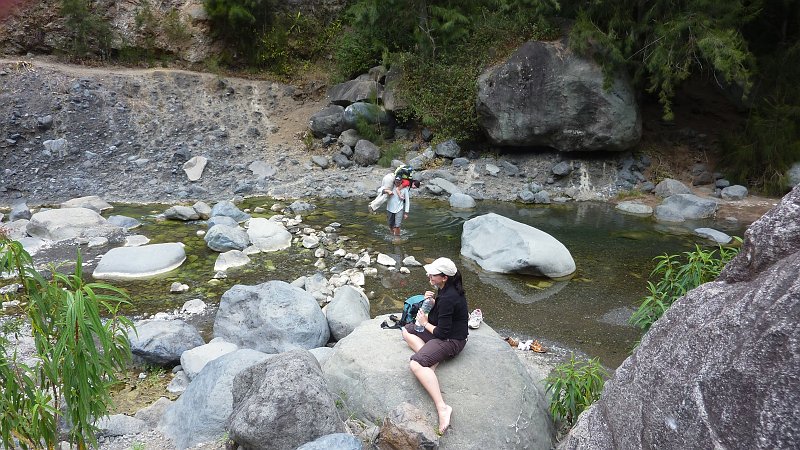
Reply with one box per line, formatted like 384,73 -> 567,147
401,257 -> 470,434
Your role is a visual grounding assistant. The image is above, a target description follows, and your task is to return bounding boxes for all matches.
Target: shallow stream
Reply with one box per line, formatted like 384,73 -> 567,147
102,198 -> 746,368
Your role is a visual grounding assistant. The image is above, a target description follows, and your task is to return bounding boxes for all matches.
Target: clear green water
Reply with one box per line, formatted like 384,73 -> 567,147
99,198 -> 746,368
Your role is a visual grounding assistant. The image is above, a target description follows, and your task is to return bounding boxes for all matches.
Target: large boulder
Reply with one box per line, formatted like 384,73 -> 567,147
653,194 -> 719,222
26,207 -> 120,242
309,105 -> 346,137
213,281 -> 330,353
128,319 -> 204,367
210,200 -> 250,223
476,40 -> 640,152
461,213 -> 576,278
246,217 -> 292,252
92,243 -> 186,280
60,195 -> 113,213
323,318 -> 554,449
228,350 -> 345,450
325,285 -> 370,341
159,349 -> 272,449
343,102 -> 390,128
204,224 -> 250,252
561,186 -> 800,449
328,77 -> 383,106
352,139 -> 381,166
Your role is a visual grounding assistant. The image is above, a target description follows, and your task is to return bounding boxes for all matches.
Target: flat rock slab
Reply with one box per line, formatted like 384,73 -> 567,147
93,243 -> 186,280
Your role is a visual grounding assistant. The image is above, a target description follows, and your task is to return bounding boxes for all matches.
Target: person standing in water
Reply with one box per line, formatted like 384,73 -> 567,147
386,175 -> 410,236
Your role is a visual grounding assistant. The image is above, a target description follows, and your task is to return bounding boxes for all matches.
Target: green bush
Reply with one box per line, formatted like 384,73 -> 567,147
545,354 -> 607,429
630,240 -> 741,332
0,237 -> 133,449
204,0 -> 276,63
253,11 -> 341,76
378,142 -> 405,167
60,0 -> 113,58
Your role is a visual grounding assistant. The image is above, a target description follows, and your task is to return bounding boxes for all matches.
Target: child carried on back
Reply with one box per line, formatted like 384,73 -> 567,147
368,165 -> 418,212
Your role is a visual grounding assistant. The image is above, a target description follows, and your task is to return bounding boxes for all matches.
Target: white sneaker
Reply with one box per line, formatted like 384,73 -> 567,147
468,309 -> 483,329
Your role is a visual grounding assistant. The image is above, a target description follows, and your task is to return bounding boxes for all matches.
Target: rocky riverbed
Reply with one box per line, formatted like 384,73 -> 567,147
0,57 -> 780,229
0,56 -> 783,450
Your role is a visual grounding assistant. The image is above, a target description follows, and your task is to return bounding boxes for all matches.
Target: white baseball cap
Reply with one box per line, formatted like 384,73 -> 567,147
424,257 -> 457,276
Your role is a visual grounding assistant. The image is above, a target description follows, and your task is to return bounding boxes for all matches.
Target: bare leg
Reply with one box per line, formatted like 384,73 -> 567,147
410,360 -> 452,434
402,327 -> 426,353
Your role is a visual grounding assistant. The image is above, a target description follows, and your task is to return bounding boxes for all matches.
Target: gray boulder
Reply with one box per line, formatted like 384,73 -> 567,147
60,195 -> 113,213
694,227 -> 732,244
164,205 -> 200,221
228,350 -> 345,450
461,213 -> 576,278
296,433 -> 363,450
96,414 -> 146,437
343,102 -> 389,128
654,194 -> 719,222
309,105 -> 346,137
326,285 -> 370,341
323,318 -> 554,450
9,202 -> 31,221
476,40 -> 640,151
787,162 -> 800,187
328,78 -> 383,106
338,129 -> 361,147
207,215 -> 238,229
128,318 -> 205,367
382,65 -> 406,112
615,201 -> 653,216
654,178 -> 692,198
246,218 -> 291,252
561,185 -> 800,450
107,215 -> 141,230
159,349 -> 271,449
721,185 -> 748,200
210,200 -> 250,223
204,224 -> 250,252
180,338 -> 239,380
353,140 -> 380,166
434,139 -> 461,159
449,193 -> 476,209
26,207 -> 119,242
92,243 -> 186,280
213,281 -> 330,353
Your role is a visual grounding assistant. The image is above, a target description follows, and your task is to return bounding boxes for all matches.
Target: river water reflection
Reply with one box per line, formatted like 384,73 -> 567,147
108,198 -> 746,368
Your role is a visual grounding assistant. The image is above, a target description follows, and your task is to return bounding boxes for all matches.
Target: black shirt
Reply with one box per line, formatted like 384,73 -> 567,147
428,283 -> 469,340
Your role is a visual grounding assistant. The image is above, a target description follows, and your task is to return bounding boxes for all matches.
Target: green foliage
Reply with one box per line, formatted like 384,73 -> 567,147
354,115 -> 385,146
630,240 -> 741,332
204,0 -> 276,62
334,1 -> 557,142
0,237 -> 133,449
569,0 -> 757,120
378,142 -> 406,167
545,354 -> 607,428
164,8 -> 192,44
395,52 -> 482,143
258,11 -> 341,77
721,37 -> 800,195
60,0 -> 113,58
332,29 -> 383,82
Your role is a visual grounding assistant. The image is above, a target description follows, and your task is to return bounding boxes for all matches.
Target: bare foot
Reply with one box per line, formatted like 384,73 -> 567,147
438,404 -> 452,434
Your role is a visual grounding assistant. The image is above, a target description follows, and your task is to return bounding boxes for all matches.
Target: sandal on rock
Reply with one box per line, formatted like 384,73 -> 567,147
504,336 -> 519,348
530,340 -> 547,353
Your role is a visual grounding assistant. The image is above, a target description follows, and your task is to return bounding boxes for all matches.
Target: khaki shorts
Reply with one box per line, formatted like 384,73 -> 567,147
405,323 -> 467,367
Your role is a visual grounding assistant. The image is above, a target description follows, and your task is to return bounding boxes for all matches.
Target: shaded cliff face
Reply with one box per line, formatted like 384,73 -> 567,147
0,0 -> 346,63
560,186 -> 800,450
